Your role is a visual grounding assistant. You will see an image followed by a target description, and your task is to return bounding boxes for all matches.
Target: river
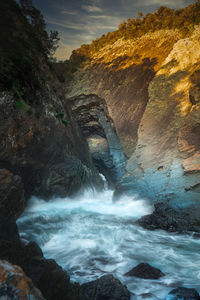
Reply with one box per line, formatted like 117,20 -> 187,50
17,188 -> 200,300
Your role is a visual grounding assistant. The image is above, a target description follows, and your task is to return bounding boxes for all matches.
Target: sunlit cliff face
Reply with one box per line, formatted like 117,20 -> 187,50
87,30 -> 181,71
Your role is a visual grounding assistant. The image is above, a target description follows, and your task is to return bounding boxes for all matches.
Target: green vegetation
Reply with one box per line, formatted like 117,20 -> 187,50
54,112 -> 64,118
0,0 -> 59,102
71,2 -> 200,60
15,100 -> 25,110
61,119 -> 69,126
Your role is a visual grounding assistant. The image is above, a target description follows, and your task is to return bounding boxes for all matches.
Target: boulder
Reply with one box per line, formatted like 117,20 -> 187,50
167,287 -> 200,300
0,259 -> 45,299
80,274 -> 130,300
124,263 -> 164,279
137,202 -> 200,233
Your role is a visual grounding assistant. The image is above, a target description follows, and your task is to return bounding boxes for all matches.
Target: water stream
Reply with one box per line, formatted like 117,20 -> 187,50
17,188 -> 200,300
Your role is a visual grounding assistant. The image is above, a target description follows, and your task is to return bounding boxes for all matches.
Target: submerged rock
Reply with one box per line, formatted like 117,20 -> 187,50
124,263 -> 164,279
0,260 -> 45,300
167,287 -> 200,300
80,274 -> 130,300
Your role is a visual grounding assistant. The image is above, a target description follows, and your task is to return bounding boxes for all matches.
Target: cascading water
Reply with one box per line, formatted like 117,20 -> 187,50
17,187 -> 200,300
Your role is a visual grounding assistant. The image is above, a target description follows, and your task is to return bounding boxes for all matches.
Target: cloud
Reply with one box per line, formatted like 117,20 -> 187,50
61,9 -> 77,15
81,5 -> 103,12
134,0 -> 186,8
34,0 -> 194,59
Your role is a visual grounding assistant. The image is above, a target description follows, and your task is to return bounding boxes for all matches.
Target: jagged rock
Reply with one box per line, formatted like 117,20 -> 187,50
137,202 -> 200,233
0,260 -> 45,299
124,263 -> 164,279
80,274 -> 130,300
167,287 -> 200,300
0,169 -> 25,218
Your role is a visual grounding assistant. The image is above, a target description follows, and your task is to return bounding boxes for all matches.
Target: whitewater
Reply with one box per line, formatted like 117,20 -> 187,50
17,188 -> 200,300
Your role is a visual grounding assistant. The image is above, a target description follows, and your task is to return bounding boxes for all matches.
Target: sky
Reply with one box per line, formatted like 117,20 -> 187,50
32,0 -> 195,60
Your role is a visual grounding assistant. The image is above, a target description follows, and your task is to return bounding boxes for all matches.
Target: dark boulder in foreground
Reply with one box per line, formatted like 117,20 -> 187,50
167,287 -> 200,300
0,239 -> 80,300
137,202 -> 200,233
80,274 -> 130,300
124,263 -> 164,279
0,260 -> 45,300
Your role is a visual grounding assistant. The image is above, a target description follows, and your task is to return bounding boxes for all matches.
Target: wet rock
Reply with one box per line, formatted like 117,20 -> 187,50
80,274 -> 130,300
124,263 -> 164,279
0,259 -> 45,299
24,241 -> 43,258
36,258 -> 80,300
137,202 -> 200,233
0,169 -> 25,218
167,287 -> 200,300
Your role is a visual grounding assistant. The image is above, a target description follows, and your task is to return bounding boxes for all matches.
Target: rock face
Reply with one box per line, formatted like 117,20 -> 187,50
80,275 -> 130,300
125,26 -> 200,206
68,94 -> 126,184
0,169 -> 25,218
66,30 -> 180,156
0,90 -> 102,201
0,260 -> 45,300
67,26 -> 200,218
124,263 -> 164,279
167,287 -> 200,300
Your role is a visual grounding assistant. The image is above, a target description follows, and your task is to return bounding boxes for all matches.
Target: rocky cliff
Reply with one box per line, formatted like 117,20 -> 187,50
0,88 -> 103,200
66,25 -> 200,210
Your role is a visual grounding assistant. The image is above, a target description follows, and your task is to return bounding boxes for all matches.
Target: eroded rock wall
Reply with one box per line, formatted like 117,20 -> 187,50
68,94 -> 126,184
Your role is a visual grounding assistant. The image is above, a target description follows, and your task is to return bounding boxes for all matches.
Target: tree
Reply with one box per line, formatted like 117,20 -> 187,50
19,0 -> 59,57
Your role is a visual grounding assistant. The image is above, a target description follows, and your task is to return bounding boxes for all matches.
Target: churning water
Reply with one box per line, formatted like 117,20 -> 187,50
17,188 -> 200,300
